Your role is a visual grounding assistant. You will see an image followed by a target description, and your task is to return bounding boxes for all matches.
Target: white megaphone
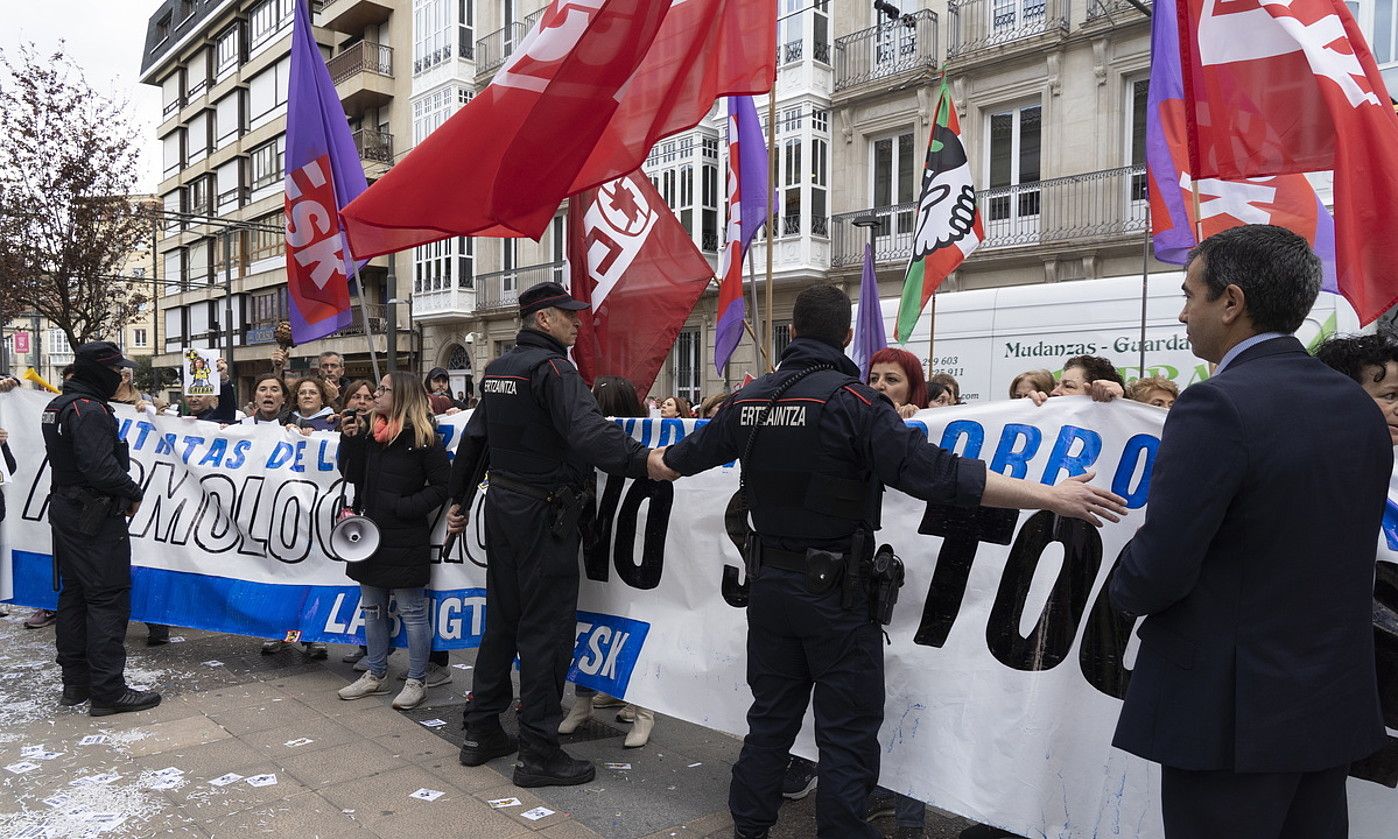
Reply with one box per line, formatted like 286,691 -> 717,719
330,508 -> 380,563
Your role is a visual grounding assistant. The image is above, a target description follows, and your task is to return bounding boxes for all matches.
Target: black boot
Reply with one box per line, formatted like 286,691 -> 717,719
458,725 -> 518,767
89,689 -> 162,717
60,685 -> 90,706
512,748 -> 596,788
734,829 -> 770,839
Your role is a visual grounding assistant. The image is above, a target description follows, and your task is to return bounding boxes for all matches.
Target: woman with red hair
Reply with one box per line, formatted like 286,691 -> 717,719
868,347 -> 953,418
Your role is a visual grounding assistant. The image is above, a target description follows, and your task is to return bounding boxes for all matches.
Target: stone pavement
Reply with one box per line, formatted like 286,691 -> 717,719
0,611 -> 990,838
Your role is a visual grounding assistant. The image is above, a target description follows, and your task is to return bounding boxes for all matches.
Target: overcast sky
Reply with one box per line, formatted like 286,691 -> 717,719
3,1 -> 164,192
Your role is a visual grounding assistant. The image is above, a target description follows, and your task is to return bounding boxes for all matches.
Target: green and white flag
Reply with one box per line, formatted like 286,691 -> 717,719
895,77 -> 983,343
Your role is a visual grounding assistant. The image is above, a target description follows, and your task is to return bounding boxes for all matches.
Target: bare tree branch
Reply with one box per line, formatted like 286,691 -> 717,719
0,43 -> 152,349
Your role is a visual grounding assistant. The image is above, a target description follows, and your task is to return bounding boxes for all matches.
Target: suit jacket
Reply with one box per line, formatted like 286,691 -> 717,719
1111,336 -> 1392,773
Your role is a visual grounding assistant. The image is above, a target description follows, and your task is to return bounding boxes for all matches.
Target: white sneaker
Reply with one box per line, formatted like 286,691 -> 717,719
338,672 -> 391,701
393,678 -> 427,710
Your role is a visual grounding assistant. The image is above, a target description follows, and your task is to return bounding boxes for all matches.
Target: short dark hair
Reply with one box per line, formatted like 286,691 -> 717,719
1315,333 -> 1398,385
1063,355 -> 1125,387
592,375 -> 645,418
1187,224 -> 1321,334
792,284 -> 851,348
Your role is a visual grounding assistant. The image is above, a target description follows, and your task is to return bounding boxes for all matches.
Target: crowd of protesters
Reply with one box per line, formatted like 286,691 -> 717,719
2,328 -> 1393,839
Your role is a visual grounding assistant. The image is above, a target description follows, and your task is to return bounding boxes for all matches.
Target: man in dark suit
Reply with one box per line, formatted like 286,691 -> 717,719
1110,225 -> 1391,839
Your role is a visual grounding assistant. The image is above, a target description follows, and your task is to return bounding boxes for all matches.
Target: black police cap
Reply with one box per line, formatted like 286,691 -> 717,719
74,341 -> 135,369
519,281 -> 589,318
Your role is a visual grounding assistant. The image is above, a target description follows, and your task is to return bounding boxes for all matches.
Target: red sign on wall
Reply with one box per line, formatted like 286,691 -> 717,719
13,331 -> 30,355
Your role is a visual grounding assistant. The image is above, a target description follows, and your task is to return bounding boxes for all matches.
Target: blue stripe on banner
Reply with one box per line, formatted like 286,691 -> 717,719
9,551 -> 652,696
9,550 -> 487,649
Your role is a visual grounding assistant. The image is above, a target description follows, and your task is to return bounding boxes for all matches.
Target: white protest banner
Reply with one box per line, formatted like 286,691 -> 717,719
181,348 -> 220,397
0,388 -> 1394,837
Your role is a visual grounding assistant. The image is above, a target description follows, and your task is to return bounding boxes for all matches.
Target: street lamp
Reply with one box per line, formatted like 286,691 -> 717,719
386,297 -> 418,376
851,214 -> 881,265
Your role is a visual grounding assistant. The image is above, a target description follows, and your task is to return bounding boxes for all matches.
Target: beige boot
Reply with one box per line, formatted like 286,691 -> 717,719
623,706 -> 655,748
559,694 -> 594,734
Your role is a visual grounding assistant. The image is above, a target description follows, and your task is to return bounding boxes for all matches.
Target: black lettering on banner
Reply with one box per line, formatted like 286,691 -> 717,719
459,491 -> 489,569
584,474 -> 627,582
268,479 -> 317,563
21,456 -> 53,522
612,478 -> 672,590
128,461 -> 196,544
192,473 -> 240,553
986,511 -> 1103,672
311,477 -> 348,561
234,475 -> 269,558
913,503 -> 1019,648
1077,549 -> 1138,699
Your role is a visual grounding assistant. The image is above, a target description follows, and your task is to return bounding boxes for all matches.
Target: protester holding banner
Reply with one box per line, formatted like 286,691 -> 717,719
1008,369 -> 1054,400
447,281 -> 672,788
660,285 -> 1127,839
1125,376 -> 1179,411
660,396 -> 693,420
868,347 -> 929,419
241,375 -> 291,426
334,371 -> 449,710
1110,226 -> 1392,839
287,377 -> 338,433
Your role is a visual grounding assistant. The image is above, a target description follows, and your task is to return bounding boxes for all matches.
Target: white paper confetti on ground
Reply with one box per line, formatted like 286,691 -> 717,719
604,762 -> 632,770
409,788 -> 444,802
521,806 -> 555,820
244,773 -> 278,788
418,719 -> 447,728
487,797 -> 522,809
283,737 -> 314,748
5,761 -> 40,774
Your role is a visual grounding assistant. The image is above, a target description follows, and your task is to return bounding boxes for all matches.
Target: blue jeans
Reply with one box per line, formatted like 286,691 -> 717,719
359,585 -> 429,681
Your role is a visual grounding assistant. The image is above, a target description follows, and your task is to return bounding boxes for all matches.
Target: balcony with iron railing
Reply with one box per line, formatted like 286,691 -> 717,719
946,0 -> 1070,61
329,41 -> 394,112
352,128 -> 393,164
833,10 -> 938,93
830,165 -> 1146,267
477,261 -> 567,311
476,9 -> 546,77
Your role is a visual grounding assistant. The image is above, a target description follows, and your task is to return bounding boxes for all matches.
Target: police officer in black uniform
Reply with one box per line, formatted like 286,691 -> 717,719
446,281 -> 671,787
42,341 -> 162,717
660,285 -> 1127,839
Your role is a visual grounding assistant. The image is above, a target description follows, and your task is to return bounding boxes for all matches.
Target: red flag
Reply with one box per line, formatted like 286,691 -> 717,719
1176,0 -> 1398,323
568,171 -> 714,396
340,0 -> 774,259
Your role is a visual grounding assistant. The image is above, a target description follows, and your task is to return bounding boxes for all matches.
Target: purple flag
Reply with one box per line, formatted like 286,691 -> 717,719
714,95 -> 771,374
850,243 -> 886,382
284,0 -> 366,343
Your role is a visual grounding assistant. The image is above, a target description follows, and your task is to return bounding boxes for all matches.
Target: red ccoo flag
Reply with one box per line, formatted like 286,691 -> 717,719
1176,0 -> 1398,323
568,171 -> 714,396
340,0 -> 775,259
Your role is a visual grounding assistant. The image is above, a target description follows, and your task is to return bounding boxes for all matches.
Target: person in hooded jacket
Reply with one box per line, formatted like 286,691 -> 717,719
40,342 -> 162,717
335,370 -> 450,710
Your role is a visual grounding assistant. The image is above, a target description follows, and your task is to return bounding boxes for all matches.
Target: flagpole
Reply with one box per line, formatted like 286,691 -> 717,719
927,290 -> 938,377
746,249 -> 762,369
347,253 -> 383,384
765,88 -> 776,362
1140,203 -> 1151,379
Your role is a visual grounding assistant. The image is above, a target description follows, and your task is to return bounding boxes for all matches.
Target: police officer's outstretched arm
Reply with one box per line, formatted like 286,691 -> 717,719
69,402 -> 142,508
659,400 -> 741,476
540,361 -> 649,478
860,392 -> 1127,527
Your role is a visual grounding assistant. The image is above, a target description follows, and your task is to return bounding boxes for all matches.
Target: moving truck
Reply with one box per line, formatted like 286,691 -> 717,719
855,273 -> 1361,403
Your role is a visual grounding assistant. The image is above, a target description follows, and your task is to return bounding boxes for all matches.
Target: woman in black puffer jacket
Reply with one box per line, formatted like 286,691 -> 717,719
334,371 -> 449,710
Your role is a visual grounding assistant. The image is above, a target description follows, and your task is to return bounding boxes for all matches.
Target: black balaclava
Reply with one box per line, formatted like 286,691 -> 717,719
73,358 -> 122,401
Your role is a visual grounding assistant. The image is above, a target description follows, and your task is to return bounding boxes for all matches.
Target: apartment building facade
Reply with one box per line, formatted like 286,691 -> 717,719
139,0 -> 414,398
